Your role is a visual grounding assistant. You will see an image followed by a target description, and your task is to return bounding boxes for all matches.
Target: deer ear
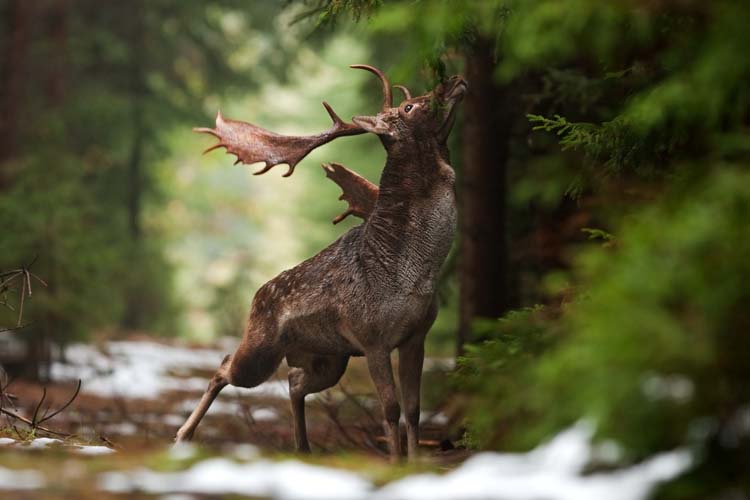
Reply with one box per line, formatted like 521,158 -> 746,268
352,115 -> 391,135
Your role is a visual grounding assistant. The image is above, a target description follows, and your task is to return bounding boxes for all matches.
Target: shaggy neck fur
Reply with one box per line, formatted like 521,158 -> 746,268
361,136 -> 456,294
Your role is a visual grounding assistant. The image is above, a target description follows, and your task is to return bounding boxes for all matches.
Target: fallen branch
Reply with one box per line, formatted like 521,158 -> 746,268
0,407 -> 70,437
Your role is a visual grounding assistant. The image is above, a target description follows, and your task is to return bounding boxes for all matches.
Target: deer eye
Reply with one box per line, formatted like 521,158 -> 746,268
404,104 -> 413,113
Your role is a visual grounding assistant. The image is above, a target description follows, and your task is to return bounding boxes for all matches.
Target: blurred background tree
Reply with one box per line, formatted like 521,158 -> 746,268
0,0 -> 301,378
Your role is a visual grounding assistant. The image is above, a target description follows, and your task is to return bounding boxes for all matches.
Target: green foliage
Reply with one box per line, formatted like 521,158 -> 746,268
456,169 -> 750,493
556,169 -> 750,459
580,227 -> 614,243
0,157 -> 124,341
454,306 -> 564,450
527,114 -> 667,175
516,1 -> 750,177
209,267 -> 253,339
0,2 -> 293,345
316,0 -> 383,24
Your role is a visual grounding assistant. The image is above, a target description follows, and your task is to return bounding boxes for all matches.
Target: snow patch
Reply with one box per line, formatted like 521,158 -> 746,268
423,357 -> 455,371
102,421 -> 139,436
26,438 -> 62,449
0,466 -> 45,490
177,397 -> 280,421
376,424 -> 691,500
1,437 -> 114,455
97,424 -> 690,500
76,445 -> 116,456
250,407 -> 279,422
51,340 -> 290,400
99,458 -> 372,499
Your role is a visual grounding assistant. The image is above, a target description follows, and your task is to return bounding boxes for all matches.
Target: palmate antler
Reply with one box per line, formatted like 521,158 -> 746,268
322,163 -> 378,224
195,64 -> 396,178
195,64 -> 408,222
194,102 -> 364,178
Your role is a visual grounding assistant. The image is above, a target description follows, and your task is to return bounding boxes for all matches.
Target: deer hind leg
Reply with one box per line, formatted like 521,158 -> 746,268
176,335 -> 283,443
175,354 -> 231,443
287,353 -> 349,452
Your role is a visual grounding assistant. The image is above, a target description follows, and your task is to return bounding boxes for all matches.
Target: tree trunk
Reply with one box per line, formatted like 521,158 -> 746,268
127,2 -> 145,242
0,0 -> 31,174
17,1 -> 70,382
457,38 -> 517,356
122,2 -> 147,329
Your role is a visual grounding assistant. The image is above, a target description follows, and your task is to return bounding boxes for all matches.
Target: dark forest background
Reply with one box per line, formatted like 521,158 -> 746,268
1,0 -> 749,495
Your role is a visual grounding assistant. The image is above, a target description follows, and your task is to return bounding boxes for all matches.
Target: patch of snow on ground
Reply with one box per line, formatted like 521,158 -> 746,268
50,340 -> 290,400
177,397 -> 280,421
250,407 -> 279,422
164,414 -> 188,427
102,421 -> 139,436
99,458 -> 372,499
376,424 -> 691,500
26,437 -> 62,449
423,357 -> 455,371
414,411 -> 449,425
97,424 -> 690,500
76,445 -> 116,456
178,398 -> 238,415
0,438 -> 115,456
0,466 -> 45,490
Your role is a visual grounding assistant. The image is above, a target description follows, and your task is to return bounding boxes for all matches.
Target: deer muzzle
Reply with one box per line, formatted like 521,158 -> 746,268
436,76 -> 468,143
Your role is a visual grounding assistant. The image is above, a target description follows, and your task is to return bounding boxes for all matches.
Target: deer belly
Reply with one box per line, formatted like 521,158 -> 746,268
277,308 -> 364,356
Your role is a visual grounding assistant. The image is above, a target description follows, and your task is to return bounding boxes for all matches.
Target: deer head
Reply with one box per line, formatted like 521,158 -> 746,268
351,69 -> 467,148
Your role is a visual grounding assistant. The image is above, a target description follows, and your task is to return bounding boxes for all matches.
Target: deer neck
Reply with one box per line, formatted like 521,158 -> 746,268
360,138 -> 457,294
378,138 -> 443,201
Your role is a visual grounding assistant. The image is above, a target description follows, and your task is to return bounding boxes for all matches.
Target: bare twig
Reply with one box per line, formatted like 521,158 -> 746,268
0,379 -> 81,438
317,390 -> 382,454
0,323 -> 35,334
37,379 -> 81,426
31,386 -> 47,426
0,257 -> 47,329
339,384 -> 379,427
16,277 -> 25,327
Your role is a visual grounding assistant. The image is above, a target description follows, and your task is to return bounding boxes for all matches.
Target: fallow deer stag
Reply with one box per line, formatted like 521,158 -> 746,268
176,64 -> 467,461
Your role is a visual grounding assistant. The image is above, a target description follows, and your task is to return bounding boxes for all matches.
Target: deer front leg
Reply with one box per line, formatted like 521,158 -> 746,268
366,350 -> 402,462
398,333 -> 426,460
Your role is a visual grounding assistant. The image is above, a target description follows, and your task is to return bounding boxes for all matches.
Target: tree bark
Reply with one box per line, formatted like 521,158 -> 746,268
127,1 -> 146,241
0,0 -> 31,173
122,1 -> 147,329
457,38 -> 517,356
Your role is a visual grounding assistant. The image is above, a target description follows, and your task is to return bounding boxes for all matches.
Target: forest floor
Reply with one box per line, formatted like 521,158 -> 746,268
0,336 -> 689,499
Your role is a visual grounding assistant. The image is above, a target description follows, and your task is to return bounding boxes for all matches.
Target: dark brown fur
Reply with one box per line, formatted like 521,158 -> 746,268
177,68 -> 466,462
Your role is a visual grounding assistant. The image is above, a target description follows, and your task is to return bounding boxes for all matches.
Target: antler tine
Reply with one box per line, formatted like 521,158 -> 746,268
393,85 -> 412,101
350,64 -> 393,111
